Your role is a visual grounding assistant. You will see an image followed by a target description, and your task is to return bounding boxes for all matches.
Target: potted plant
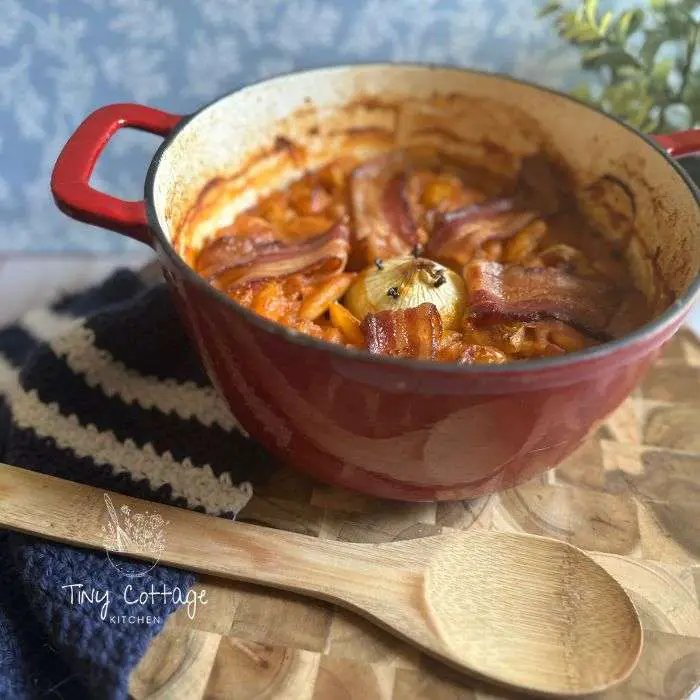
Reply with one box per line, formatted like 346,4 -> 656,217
539,0 -> 699,133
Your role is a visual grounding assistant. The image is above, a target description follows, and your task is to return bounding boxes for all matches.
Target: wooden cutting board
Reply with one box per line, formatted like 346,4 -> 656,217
129,328 -> 700,700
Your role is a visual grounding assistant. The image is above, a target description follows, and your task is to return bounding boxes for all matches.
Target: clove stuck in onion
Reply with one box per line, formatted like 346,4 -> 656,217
343,256 -> 467,330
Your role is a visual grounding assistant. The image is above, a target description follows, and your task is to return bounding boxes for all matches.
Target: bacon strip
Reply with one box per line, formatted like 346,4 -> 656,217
384,172 -> 419,246
350,152 -> 422,262
362,303 -> 443,359
424,154 -> 564,266
204,222 -> 350,290
465,261 -> 621,336
426,199 -> 535,266
196,231 -> 280,280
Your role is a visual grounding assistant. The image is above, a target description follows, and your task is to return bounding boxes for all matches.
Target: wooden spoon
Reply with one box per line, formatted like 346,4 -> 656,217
0,464 -> 642,696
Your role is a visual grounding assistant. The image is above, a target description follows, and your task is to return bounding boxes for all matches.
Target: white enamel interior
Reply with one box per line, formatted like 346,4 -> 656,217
151,64 -> 700,312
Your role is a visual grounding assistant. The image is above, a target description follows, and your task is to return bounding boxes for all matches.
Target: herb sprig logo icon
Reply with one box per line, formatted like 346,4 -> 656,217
102,494 -> 168,578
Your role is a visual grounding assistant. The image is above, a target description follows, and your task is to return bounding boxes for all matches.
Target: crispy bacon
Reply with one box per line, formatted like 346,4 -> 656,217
384,172 -> 419,245
424,154 -> 564,266
362,303 -> 443,359
426,199 -> 535,266
350,152 -> 423,263
195,229 -> 279,280
350,151 -> 556,267
205,221 -> 350,290
464,261 -> 621,336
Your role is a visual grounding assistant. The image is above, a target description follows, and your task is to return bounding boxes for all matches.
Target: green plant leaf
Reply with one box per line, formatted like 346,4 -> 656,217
629,8 -> 646,34
681,72 -> 700,114
561,19 -> 604,43
652,57 -> 675,82
537,0 -> 563,18
663,7 -> 691,39
598,11 -> 614,35
642,111 -> 661,132
539,0 -> 700,131
601,79 -> 651,119
582,47 -> 643,70
680,0 -> 700,13
584,0 -> 599,27
568,27 -> 606,44
618,65 -> 642,78
555,9 -> 577,31
640,27 -> 669,67
561,24 -> 584,40
615,9 -> 645,41
629,95 -> 655,128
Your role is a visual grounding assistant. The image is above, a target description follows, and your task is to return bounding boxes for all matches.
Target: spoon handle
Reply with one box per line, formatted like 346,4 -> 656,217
0,464 -> 406,604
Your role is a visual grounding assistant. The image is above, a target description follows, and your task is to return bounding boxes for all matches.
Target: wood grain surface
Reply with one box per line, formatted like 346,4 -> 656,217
130,329 -> 700,700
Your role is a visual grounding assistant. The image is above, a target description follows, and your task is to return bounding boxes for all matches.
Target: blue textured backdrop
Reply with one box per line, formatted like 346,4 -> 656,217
1,0 -> 596,253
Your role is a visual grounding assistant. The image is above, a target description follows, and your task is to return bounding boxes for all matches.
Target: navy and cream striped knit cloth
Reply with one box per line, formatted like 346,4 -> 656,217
0,270 -> 274,700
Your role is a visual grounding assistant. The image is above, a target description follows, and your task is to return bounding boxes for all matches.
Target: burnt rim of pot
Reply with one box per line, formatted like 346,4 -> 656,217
144,62 -> 700,375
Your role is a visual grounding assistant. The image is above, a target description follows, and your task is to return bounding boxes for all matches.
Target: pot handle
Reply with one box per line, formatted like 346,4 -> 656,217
653,129 -> 700,158
51,103 -> 183,246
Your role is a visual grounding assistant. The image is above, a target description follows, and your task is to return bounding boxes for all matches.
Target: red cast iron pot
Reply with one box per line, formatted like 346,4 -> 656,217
51,65 -> 700,501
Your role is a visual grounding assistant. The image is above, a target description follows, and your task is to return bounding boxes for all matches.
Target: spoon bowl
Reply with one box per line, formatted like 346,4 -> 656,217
415,531 -> 642,692
0,464 -> 642,695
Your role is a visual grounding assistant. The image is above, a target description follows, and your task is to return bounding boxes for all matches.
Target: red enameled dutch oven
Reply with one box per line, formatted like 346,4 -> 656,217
51,65 -> 700,501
